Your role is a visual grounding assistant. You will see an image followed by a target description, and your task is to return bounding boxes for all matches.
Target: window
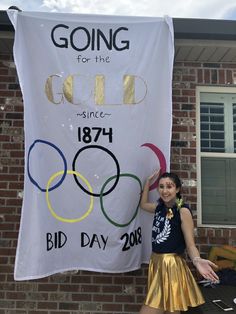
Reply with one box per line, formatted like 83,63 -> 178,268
197,89 -> 236,226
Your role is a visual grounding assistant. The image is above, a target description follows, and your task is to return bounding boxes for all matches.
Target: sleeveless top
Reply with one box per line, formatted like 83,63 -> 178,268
152,200 -> 192,254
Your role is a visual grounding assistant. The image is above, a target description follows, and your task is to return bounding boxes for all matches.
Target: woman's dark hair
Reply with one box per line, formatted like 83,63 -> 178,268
159,172 -> 182,199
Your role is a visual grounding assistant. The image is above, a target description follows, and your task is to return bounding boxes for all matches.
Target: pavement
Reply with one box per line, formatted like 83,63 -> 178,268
184,285 -> 236,313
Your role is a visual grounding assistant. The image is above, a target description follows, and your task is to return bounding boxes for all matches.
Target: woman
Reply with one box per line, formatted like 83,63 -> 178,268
139,171 -> 219,314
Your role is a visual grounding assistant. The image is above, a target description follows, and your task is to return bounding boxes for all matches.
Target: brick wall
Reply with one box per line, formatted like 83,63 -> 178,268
0,52 -> 235,313
171,61 -> 236,254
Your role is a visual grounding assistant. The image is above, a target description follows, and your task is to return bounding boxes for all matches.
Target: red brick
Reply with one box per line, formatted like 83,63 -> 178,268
6,292 -> 27,300
197,69 -> 203,83
2,142 -> 22,149
0,182 -> 7,189
102,303 -> 122,311
204,69 -> 210,83
28,312 -> 48,314
0,69 -> 9,75
59,284 -> 80,292
115,295 -> 135,302
172,125 -> 188,132
6,199 -> 22,206
0,90 -> 15,97
0,223 -> 16,231
172,96 -> 189,102
16,301 -> 37,309
81,284 -> 100,292
182,89 -> 195,96
59,302 -> 79,310
226,70 -> 232,83
50,312 -> 68,314
10,151 -> 24,158
2,231 -> 18,238
124,304 -> 141,312
93,294 -> 113,302
37,302 -> 57,310
71,275 -> 92,283
114,276 -> 134,284
0,134 -> 10,142
181,148 -> 196,155
72,293 -> 92,301
93,276 -> 112,284
182,75 -> 196,81
38,284 -> 58,292
0,190 -> 17,198
219,69 -> 225,84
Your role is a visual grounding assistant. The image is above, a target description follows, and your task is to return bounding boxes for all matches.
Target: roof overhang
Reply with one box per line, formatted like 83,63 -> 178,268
175,38 -> 236,63
173,18 -> 236,63
1,11 -> 236,63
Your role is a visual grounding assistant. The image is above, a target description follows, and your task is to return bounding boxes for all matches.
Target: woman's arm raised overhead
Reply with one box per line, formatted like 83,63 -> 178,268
140,171 -> 159,213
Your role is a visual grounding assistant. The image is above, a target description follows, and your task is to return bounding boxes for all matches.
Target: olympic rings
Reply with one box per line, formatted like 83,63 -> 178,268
46,170 -> 94,223
28,138 -> 166,226
27,139 -> 67,192
72,145 -> 120,197
99,173 -> 142,227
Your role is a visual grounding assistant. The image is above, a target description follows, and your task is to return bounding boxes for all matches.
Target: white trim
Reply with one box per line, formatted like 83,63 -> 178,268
201,152 -> 236,158
196,88 -> 202,226
196,86 -> 236,228
175,38 -> 236,48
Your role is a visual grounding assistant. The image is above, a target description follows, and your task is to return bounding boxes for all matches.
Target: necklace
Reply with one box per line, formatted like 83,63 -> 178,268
166,198 -> 184,220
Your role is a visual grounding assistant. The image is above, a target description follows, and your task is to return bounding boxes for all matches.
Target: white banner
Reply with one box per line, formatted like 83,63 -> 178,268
8,10 -> 174,280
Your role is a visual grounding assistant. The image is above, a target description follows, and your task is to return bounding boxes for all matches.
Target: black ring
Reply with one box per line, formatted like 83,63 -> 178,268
72,145 -> 120,197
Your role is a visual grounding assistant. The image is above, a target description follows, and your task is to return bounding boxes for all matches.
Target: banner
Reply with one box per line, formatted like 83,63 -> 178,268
8,10 -> 174,280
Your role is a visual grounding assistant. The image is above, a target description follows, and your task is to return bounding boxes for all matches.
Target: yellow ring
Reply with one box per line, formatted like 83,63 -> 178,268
46,170 -> 94,223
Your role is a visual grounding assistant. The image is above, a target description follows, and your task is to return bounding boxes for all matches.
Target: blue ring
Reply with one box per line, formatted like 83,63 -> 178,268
27,139 -> 67,192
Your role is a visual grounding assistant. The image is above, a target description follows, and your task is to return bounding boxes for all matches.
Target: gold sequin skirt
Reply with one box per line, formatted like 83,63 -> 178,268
144,253 -> 205,312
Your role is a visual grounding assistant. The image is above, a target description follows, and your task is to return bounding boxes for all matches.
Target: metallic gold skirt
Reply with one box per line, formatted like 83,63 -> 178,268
144,253 -> 205,312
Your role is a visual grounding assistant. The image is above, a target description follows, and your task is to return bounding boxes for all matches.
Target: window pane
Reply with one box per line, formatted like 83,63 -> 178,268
200,107 -> 208,113
210,115 -> 224,123
233,103 -> 236,152
200,93 -> 236,226
228,158 -> 236,221
201,157 -> 236,224
210,124 -> 224,131
211,140 -> 224,148
201,115 -> 209,122
201,140 -> 209,149
201,132 -> 209,139
201,123 -> 209,130
200,102 -> 225,152
210,107 -> 224,114
211,133 -> 224,139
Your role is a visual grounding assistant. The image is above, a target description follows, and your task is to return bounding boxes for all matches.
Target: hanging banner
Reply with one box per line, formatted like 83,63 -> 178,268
8,10 -> 174,280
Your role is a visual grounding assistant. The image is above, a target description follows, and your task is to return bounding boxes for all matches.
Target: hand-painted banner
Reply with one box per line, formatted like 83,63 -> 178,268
8,10 -> 174,280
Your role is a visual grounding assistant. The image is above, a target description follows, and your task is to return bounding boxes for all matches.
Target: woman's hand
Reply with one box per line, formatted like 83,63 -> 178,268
194,258 -> 219,283
140,170 -> 160,213
147,169 -> 160,183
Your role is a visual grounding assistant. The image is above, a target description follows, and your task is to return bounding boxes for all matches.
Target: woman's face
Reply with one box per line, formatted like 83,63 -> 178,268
158,177 -> 179,207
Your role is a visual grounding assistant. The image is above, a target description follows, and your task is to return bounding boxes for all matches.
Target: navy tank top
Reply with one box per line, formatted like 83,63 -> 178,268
152,201 -> 191,254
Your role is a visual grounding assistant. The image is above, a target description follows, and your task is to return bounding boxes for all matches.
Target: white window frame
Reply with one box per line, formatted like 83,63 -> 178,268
196,85 -> 236,228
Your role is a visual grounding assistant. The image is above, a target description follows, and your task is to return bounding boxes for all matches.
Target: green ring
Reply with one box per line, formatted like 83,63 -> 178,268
99,173 -> 142,227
